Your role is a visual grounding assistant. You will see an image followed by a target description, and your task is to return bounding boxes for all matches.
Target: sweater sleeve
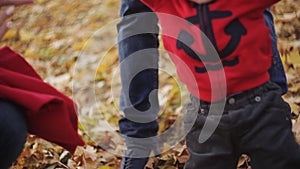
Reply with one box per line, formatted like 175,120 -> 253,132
140,0 -> 162,11
241,0 -> 281,12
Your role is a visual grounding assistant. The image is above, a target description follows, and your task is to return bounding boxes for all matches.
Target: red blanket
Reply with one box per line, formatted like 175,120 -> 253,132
0,46 -> 84,153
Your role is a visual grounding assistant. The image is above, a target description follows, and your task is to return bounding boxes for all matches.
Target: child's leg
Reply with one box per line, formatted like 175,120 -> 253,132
185,125 -> 240,169
0,100 -> 27,169
236,82 -> 300,169
184,97 -> 240,169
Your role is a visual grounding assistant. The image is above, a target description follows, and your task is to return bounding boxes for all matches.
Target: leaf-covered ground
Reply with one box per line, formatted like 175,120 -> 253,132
1,0 -> 299,168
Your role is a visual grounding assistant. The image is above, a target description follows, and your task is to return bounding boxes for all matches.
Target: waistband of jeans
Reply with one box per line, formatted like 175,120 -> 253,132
191,81 -> 278,113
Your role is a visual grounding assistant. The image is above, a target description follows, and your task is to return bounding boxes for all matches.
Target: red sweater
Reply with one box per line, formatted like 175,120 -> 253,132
141,0 -> 279,102
0,46 -> 84,153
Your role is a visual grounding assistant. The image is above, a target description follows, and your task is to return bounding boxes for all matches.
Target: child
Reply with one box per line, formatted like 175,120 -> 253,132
140,0 -> 280,101
118,0 -> 298,168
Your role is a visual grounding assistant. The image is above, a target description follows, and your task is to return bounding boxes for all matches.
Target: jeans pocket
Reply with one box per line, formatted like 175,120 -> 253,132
281,100 -> 293,127
184,103 -> 199,134
268,95 -> 293,128
184,114 -> 197,134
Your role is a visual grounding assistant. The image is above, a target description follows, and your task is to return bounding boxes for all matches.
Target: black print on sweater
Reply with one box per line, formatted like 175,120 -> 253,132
176,5 -> 247,73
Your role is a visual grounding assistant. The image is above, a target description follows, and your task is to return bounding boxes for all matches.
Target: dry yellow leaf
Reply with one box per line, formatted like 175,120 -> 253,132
36,0 -> 47,4
2,29 -> 16,40
19,29 -> 34,41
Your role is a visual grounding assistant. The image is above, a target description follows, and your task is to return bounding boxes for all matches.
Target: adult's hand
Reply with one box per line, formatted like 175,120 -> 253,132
188,0 -> 216,4
0,0 -> 33,6
0,0 -> 34,40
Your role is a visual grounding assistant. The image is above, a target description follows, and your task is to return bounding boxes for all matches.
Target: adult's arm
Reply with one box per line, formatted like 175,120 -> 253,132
117,0 -> 160,165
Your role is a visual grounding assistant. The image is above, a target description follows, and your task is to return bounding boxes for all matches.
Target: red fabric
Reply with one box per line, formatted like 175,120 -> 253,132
0,46 -> 84,153
141,0 -> 280,102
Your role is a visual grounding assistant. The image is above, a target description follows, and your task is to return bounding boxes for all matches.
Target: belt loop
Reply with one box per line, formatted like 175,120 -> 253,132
248,92 -> 255,104
264,81 -> 271,92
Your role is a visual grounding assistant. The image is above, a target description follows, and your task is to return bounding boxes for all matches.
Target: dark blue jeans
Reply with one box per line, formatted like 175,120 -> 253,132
184,81 -> 300,169
0,100 -> 27,169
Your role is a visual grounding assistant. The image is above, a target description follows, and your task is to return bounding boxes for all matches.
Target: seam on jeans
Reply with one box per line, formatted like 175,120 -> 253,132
153,52 -> 158,90
123,157 -> 132,169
